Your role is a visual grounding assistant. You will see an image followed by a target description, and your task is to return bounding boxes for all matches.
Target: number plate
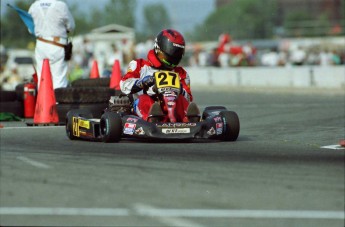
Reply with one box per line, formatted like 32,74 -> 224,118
154,71 -> 180,90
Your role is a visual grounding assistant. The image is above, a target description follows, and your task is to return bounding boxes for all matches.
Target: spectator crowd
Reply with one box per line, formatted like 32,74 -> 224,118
1,34 -> 344,91
186,34 -> 345,68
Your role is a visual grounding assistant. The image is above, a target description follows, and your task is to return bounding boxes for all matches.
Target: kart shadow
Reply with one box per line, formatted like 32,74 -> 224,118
121,135 -> 252,144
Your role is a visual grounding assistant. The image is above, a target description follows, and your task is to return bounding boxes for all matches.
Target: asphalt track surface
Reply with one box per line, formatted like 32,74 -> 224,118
0,88 -> 344,227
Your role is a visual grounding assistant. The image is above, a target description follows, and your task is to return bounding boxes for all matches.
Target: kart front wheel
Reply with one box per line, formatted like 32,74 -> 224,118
202,106 -> 227,120
100,112 -> 122,143
220,111 -> 240,141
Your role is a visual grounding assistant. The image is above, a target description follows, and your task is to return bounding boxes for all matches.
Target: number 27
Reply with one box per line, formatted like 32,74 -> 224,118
157,72 -> 178,86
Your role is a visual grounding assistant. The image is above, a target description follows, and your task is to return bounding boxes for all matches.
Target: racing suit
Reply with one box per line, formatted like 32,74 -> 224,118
120,50 -> 193,122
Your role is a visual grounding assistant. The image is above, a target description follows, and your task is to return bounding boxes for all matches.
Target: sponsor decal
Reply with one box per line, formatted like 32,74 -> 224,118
157,123 -> 196,128
135,127 -> 145,135
158,87 -> 177,93
173,43 -> 185,48
72,117 -> 79,136
79,131 -> 93,137
123,123 -> 136,135
162,128 -> 190,134
127,61 -> 137,73
127,117 -> 138,123
40,3 -> 51,7
216,123 -> 223,135
72,117 -> 90,137
207,127 -> 216,135
213,116 -> 222,122
78,119 -> 90,129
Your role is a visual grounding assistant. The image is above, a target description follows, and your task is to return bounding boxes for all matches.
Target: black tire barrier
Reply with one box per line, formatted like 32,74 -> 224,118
15,83 -> 25,102
0,90 -> 18,102
0,101 -> 24,118
56,102 -> 109,124
71,78 -> 111,87
54,87 -> 116,104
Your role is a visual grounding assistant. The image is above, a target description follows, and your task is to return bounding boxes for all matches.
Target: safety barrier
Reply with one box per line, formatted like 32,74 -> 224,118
186,66 -> 345,89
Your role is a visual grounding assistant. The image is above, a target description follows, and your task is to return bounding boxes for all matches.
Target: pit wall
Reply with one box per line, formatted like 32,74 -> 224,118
186,66 -> 345,90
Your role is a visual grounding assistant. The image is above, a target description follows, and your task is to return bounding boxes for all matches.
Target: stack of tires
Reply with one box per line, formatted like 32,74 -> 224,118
55,78 -> 121,125
0,89 -> 24,117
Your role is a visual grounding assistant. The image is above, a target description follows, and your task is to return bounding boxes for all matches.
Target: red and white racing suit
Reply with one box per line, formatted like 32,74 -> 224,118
120,50 -> 193,122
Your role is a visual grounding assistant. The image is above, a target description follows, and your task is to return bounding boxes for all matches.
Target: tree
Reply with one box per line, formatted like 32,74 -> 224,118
142,3 -> 171,37
102,0 -> 136,27
1,0 -> 137,49
68,3 -> 95,35
283,10 -> 332,37
1,0 -> 34,48
190,0 -> 277,41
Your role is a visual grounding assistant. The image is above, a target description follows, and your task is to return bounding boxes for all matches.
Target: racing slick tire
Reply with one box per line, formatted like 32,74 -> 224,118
202,106 -> 227,120
100,112 -> 122,143
0,101 -> 24,118
71,78 -> 110,87
219,110 -> 240,141
55,87 -> 115,103
66,109 -> 93,140
0,90 -> 18,102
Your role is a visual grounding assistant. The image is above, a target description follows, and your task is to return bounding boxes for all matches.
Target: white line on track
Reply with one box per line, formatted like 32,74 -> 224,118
134,203 -> 204,227
320,145 -> 345,150
17,156 -> 51,169
0,207 -> 128,216
0,207 -> 343,220
135,209 -> 345,219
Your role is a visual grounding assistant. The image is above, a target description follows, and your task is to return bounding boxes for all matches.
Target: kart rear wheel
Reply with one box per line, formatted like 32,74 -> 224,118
100,112 -> 122,143
220,111 -> 240,141
66,109 -> 93,140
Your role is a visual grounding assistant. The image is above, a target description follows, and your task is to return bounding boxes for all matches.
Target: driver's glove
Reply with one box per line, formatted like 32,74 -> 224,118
131,75 -> 155,93
179,82 -> 191,102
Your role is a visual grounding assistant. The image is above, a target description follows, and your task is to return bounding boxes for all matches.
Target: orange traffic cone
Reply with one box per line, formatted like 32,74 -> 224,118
90,60 -> 100,79
33,59 -> 59,125
109,59 -> 122,89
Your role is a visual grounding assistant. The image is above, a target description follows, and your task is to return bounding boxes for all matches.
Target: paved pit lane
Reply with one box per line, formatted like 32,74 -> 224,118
0,88 -> 344,227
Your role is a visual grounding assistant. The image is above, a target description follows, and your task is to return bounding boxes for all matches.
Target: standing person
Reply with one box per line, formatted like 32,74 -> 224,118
120,29 -> 199,122
29,0 -> 75,89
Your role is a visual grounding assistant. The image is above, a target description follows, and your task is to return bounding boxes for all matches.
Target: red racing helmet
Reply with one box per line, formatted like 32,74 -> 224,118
154,29 -> 185,69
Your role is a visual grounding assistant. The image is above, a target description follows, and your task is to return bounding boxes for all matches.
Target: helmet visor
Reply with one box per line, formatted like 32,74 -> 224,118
156,49 -> 182,68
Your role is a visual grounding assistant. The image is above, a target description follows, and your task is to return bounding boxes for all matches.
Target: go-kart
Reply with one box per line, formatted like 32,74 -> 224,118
65,70 -> 240,142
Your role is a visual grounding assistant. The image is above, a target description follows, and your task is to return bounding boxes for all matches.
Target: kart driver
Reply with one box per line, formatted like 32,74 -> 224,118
120,29 -> 199,122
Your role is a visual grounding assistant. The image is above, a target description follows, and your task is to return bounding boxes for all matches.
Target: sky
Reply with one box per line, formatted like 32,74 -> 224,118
1,0 -> 215,33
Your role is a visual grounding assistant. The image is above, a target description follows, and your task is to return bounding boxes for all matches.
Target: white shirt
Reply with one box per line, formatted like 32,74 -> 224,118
29,0 -> 75,38
261,51 -> 279,66
290,48 -> 306,64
